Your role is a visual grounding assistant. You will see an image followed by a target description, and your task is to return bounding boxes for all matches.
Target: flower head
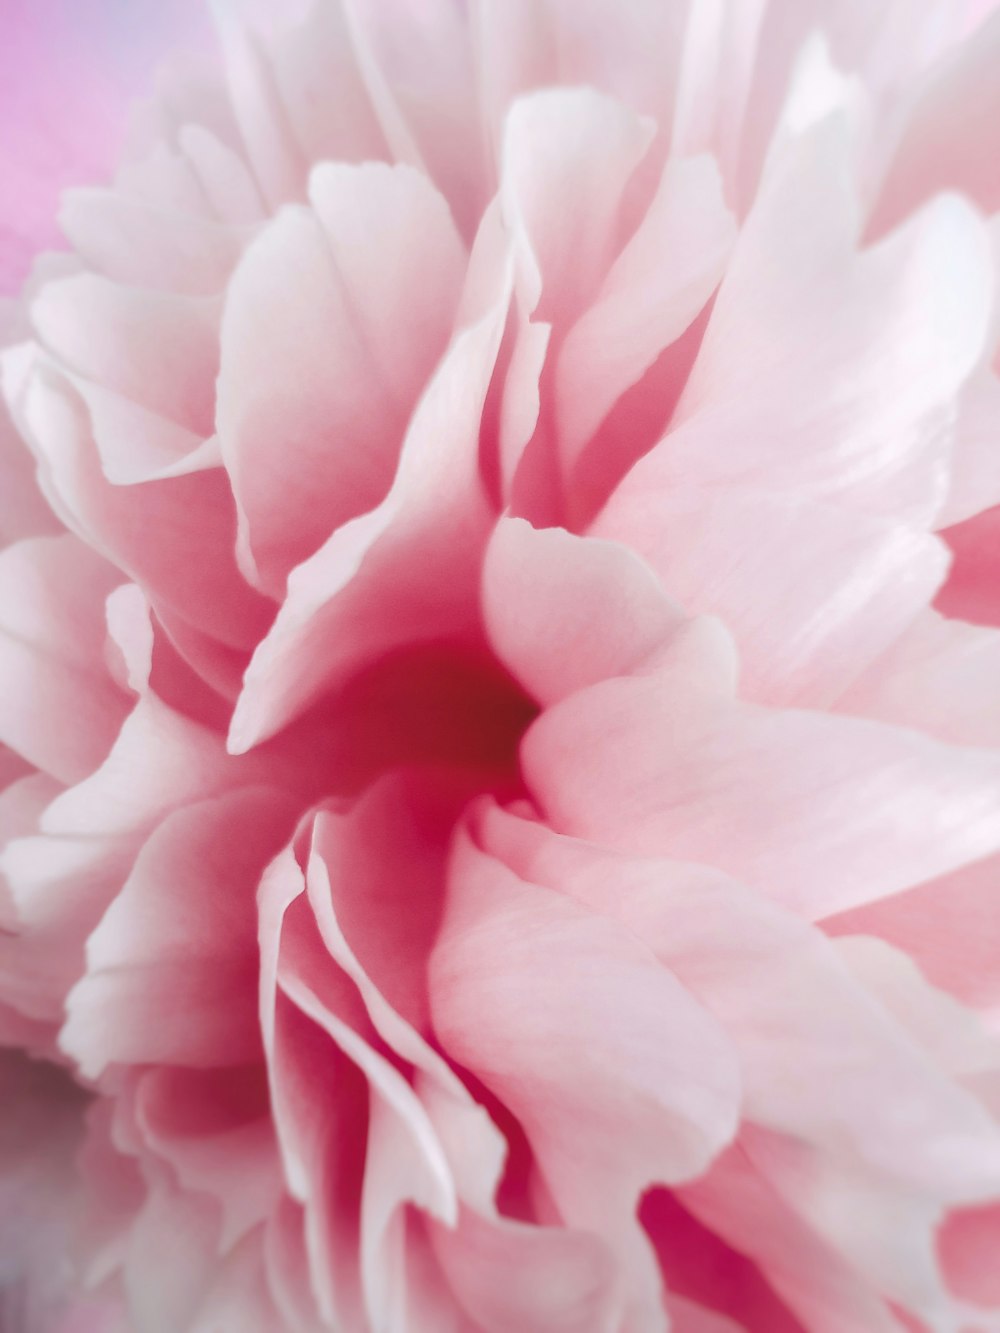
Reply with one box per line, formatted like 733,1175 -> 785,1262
3,2 -> 1000,1330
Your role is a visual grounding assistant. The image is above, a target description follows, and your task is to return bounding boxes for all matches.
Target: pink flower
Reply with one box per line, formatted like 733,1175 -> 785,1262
3,1 -> 1000,1329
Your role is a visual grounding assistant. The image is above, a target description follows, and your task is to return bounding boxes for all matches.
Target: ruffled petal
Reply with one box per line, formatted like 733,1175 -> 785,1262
482,517 -> 684,707
0,536 -> 127,783
229,288 -> 508,751
218,161 -> 465,593
430,823 -> 740,1327
61,787 -> 297,1076
6,346 -> 272,664
523,649 -> 1000,918
556,154 -> 733,480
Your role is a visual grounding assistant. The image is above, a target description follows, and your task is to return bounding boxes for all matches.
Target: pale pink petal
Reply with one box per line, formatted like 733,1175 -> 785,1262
0,766 -> 58,879
489,87 -> 660,519
832,935 -> 1000,1081
560,294 -> 712,535
132,1064 -> 282,1253
297,798 -> 613,1332
669,0 -> 767,183
350,0 -> 486,238
0,403 -> 61,544
837,611 -> 1000,747
281,831 -> 457,1186
488,808 -> 1000,1318
0,831 -> 135,1029
495,317 -> 552,501
482,807 -> 1000,1193
0,536 -> 127,783
257,843 -> 373,1329
206,2 -> 310,212
269,879 -> 459,1329
827,856 -> 1000,1033
114,139 -> 215,219
556,154 -> 734,479
0,302 -> 61,541
73,1097 -> 146,1289
393,1214 -> 473,1333
266,987 -> 367,1330
306,770 -> 473,1034
593,488 -> 948,708
7,350 -> 272,659
59,186 -> 250,297
184,1230 -> 280,1333
263,1197 -> 324,1333
591,125 -> 990,702
873,11 -> 1000,231
738,1128 -> 969,1326
61,787 -> 297,1076
678,1144 -> 903,1333
271,0 -> 419,170
255,843 -> 310,1195
475,0 -> 689,149
430,1204 -> 619,1333
501,88 -> 654,323
102,582 -> 155,695
430,824 -> 740,1324
288,792 -> 613,1330
31,275 -> 220,439
601,129 -> 992,524
120,1180 -> 223,1333
47,379 -> 216,489
39,690 -> 256,841
482,517 -> 684,707
170,124 -> 265,225
523,655 -> 1000,918
218,161 -> 465,593
355,1093 -> 456,1331
211,0 -> 388,212
732,0 -> 987,210
229,289 -> 508,752
100,578 -> 236,733
0,774 -> 59,938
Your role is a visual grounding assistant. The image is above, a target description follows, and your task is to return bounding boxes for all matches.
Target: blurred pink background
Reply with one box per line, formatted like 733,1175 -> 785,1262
0,0 -> 211,293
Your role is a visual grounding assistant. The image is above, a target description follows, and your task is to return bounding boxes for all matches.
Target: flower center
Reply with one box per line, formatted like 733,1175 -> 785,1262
300,640 -> 540,800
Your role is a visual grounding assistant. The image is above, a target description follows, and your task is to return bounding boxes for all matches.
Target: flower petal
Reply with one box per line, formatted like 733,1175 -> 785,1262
61,787 -> 297,1076
430,823 -> 740,1306
482,517 -> 684,707
557,154 -> 734,477
0,535 -> 127,783
229,288 -> 508,751
218,161 -> 465,593
523,653 -> 1000,918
